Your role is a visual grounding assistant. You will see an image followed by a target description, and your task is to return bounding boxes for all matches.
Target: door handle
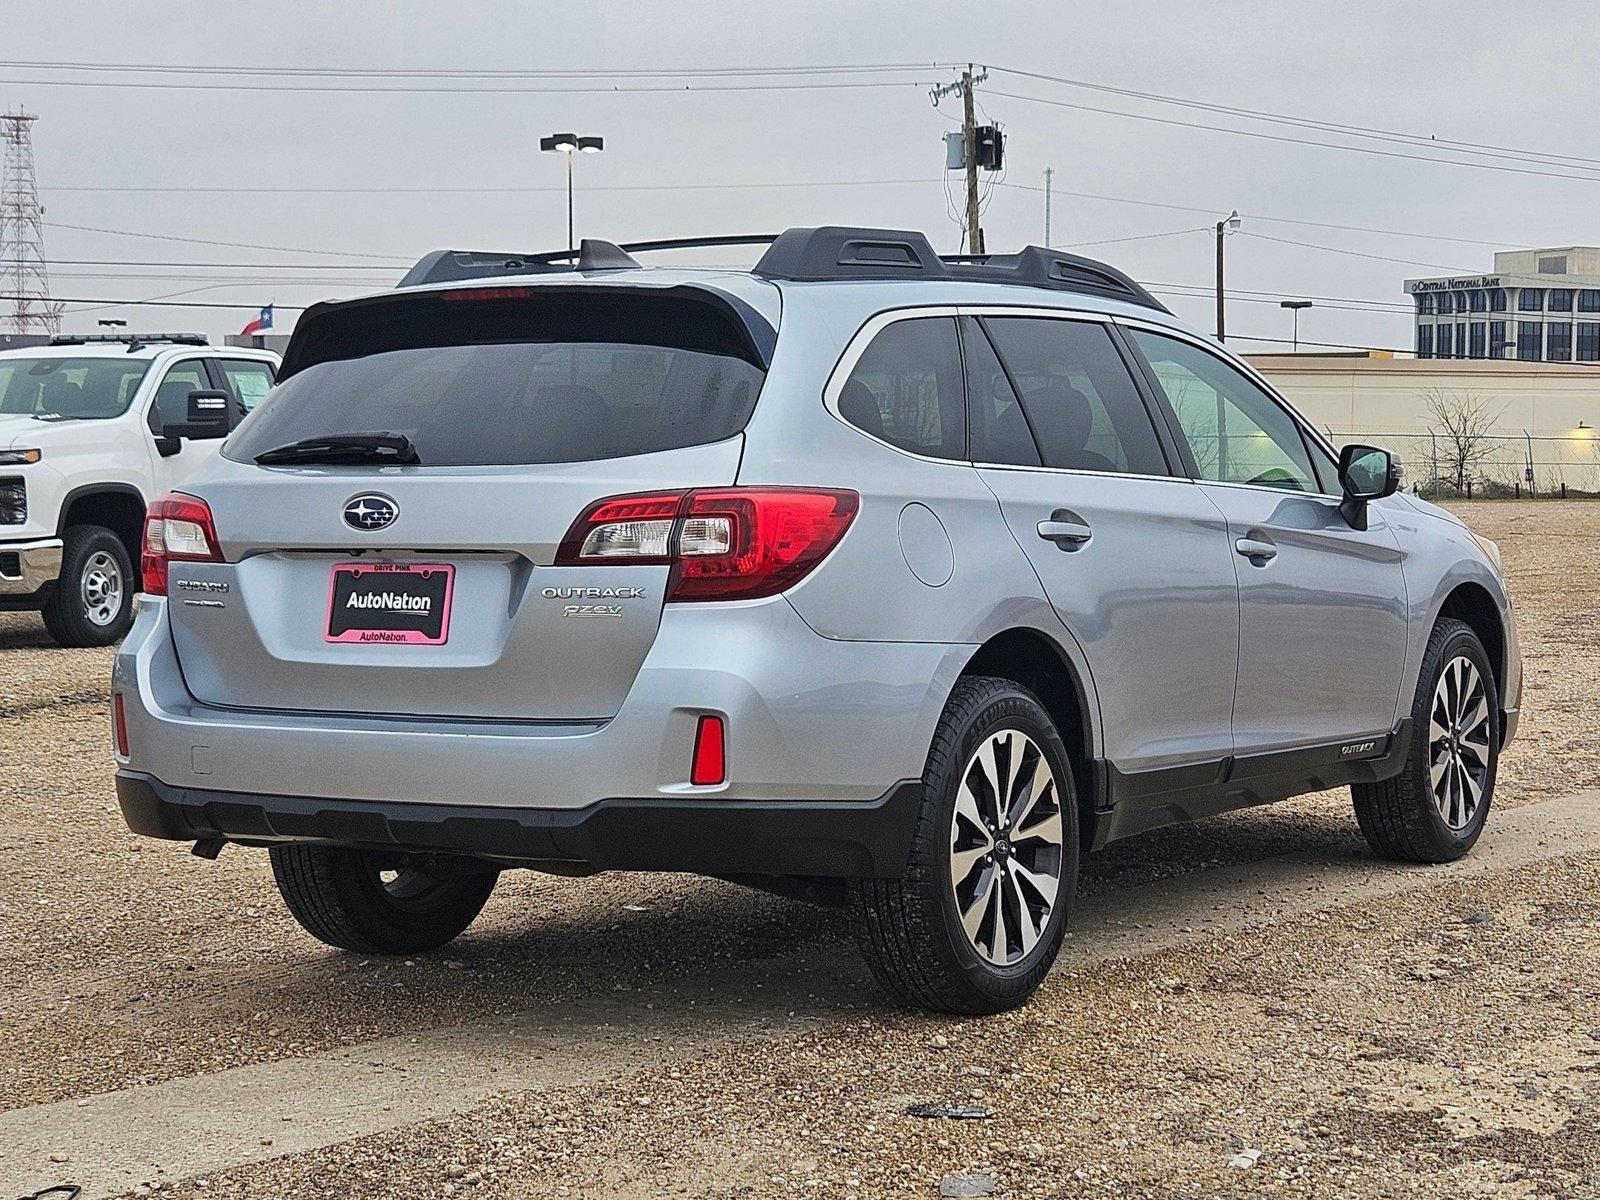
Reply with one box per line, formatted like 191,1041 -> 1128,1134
1235,536 -> 1278,563
1037,519 -> 1093,546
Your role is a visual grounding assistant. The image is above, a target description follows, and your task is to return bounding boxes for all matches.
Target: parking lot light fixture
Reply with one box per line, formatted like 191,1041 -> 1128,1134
540,132 -> 603,253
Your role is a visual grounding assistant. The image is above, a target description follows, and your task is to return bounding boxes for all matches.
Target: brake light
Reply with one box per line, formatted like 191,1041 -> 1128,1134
556,487 -> 858,602
439,286 -> 537,303
141,493 -> 222,596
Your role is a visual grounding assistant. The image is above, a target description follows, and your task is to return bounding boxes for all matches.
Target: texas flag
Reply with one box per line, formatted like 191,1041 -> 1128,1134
239,304 -> 274,337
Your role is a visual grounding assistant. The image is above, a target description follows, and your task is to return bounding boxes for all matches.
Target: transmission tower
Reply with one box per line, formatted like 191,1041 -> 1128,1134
1,108 -> 62,334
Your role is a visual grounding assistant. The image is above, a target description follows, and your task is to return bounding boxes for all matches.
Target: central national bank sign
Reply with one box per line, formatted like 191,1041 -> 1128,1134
1410,275 -> 1502,293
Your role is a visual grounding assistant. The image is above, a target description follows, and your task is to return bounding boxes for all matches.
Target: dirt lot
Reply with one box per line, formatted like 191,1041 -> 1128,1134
1,500 -> 1597,1199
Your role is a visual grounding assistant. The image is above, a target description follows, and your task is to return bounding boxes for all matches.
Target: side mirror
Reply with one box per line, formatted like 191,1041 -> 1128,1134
161,390 -> 233,441
1338,444 -> 1401,530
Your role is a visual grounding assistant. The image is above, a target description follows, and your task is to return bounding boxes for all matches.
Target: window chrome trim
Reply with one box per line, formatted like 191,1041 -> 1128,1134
1111,315 -> 1349,501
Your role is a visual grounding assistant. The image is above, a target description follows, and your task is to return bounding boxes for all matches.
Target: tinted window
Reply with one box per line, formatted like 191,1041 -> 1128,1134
218,359 -> 275,412
838,317 -> 964,459
1518,321 -> 1543,360
1548,321 -> 1573,361
226,294 -> 765,467
1578,322 -> 1600,362
983,318 -> 1167,475
1417,325 -> 1434,357
1130,330 -> 1318,493
960,317 -> 1039,467
1519,288 -> 1544,312
0,357 -> 150,420
1549,289 -> 1574,312
152,360 -> 212,428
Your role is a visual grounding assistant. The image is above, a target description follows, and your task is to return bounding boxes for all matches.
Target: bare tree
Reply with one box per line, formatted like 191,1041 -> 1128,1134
1421,389 -> 1501,493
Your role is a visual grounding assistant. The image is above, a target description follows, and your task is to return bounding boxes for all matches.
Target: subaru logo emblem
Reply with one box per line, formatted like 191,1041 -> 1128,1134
343,494 -> 398,531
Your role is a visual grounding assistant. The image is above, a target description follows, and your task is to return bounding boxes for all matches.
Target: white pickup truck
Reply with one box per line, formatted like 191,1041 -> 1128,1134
0,333 -> 279,646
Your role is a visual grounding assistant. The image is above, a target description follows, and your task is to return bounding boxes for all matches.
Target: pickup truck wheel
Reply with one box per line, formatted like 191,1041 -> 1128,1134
41,524 -> 135,648
849,676 -> 1079,1015
1353,617 -> 1499,863
269,845 -> 499,954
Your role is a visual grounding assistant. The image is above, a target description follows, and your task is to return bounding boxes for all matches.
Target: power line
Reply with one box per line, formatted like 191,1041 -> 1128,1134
0,75 -> 939,96
984,88 -> 1600,186
0,60 -> 934,79
981,64 -> 1600,173
1239,231 -> 1476,273
43,219 -> 409,261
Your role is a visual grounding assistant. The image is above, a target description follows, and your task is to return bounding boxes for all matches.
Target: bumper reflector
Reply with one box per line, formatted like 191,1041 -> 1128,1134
113,692 -> 129,758
691,715 -> 726,786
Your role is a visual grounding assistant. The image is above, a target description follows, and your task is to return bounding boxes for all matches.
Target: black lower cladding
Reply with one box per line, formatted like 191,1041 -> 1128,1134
115,772 -> 923,879
1088,719 -> 1414,848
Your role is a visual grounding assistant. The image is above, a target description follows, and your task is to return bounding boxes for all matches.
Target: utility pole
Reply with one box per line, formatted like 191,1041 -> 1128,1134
1043,166 -> 1053,248
0,108 -> 61,335
1214,210 -> 1240,342
931,66 -> 989,254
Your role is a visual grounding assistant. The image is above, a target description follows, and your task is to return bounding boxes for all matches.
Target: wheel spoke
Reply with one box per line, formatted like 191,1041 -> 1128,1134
990,876 -> 1011,963
960,866 -> 998,944
950,843 -> 989,888
1009,870 -> 1040,956
1011,858 -> 1059,913
1009,753 -> 1052,829
954,785 -> 992,847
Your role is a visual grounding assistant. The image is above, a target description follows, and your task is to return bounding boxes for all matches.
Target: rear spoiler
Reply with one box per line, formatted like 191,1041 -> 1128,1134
276,283 -> 778,382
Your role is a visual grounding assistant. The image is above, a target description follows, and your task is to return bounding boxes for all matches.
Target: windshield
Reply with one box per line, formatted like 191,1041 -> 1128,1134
0,357 -> 152,421
225,292 -> 767,467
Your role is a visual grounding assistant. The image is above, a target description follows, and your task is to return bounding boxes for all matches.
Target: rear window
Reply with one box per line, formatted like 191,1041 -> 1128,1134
225,290 -> 767,467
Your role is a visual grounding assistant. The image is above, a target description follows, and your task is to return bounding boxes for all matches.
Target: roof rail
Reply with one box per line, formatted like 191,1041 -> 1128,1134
49,331 -> 209,351
397,226 -> 1169,313
398,235 -> 783,287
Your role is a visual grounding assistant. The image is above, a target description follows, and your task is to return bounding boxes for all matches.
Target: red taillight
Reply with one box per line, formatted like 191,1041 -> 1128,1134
112,692 -> 129,757
691,715 -> 726,786
141,493 -> 222,596
555,487 -> 858,603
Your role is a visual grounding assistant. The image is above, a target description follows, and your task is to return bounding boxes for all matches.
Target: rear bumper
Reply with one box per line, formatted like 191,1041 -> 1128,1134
0,537 -> 62,601
116,770 -> 922,878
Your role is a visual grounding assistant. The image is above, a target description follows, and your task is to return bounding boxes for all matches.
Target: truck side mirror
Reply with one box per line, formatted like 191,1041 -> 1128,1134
162,390 -> 233,441
1338,444 -> 1401,530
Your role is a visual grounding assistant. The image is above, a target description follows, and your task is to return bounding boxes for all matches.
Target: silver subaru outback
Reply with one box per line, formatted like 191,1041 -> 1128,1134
113,227 -> 1520,1014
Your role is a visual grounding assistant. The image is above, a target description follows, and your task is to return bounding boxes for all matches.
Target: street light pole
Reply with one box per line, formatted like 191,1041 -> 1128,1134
1280,299 -> 1313,351
540,133 -> 604,252
1215,210 -> 1240,341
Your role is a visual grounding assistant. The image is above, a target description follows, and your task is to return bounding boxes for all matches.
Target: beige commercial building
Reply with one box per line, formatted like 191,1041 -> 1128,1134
1246,353 -> 1600,493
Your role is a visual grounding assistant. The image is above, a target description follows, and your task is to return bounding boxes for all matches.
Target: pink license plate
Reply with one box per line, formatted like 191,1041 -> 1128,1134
325,562 -> 454,645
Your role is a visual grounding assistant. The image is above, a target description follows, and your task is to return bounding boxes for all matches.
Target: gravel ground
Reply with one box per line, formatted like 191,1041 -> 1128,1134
0,499 -> 1596,1197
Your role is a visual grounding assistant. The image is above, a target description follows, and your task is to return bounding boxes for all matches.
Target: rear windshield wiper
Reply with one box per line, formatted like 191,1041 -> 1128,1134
254,433 -> 421,466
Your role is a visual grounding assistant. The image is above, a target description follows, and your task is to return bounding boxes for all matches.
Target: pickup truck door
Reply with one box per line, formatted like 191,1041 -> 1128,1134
145,357 -> 228,494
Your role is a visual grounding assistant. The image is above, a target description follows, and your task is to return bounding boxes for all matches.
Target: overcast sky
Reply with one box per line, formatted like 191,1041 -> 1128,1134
10,1 -> 1600,349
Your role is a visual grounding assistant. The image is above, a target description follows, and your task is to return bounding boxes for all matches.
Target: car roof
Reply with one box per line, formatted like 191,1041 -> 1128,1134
0,341 -> 279,363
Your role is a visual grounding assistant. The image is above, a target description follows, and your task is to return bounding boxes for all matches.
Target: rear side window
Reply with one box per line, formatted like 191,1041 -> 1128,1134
982,318 -> 1168,475
836,317 -> 965,459
218,359 -> 276,413
225,290 -> 766,467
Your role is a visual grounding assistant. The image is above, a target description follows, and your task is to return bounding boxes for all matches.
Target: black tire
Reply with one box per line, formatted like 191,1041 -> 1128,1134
1353,617 -> 1499,863
41,524 -> 135,648
849,676 -> 1080,1015
269,845 -> 499,954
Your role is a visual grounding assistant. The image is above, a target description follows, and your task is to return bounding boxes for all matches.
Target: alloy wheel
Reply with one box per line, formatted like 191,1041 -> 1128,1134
1429,655 -> 1492,830
949,728 -> 1065,966
81,550 -> 124,628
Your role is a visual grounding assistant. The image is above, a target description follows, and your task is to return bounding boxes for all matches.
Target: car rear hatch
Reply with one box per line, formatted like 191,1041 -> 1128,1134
162,281 -> 776,721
